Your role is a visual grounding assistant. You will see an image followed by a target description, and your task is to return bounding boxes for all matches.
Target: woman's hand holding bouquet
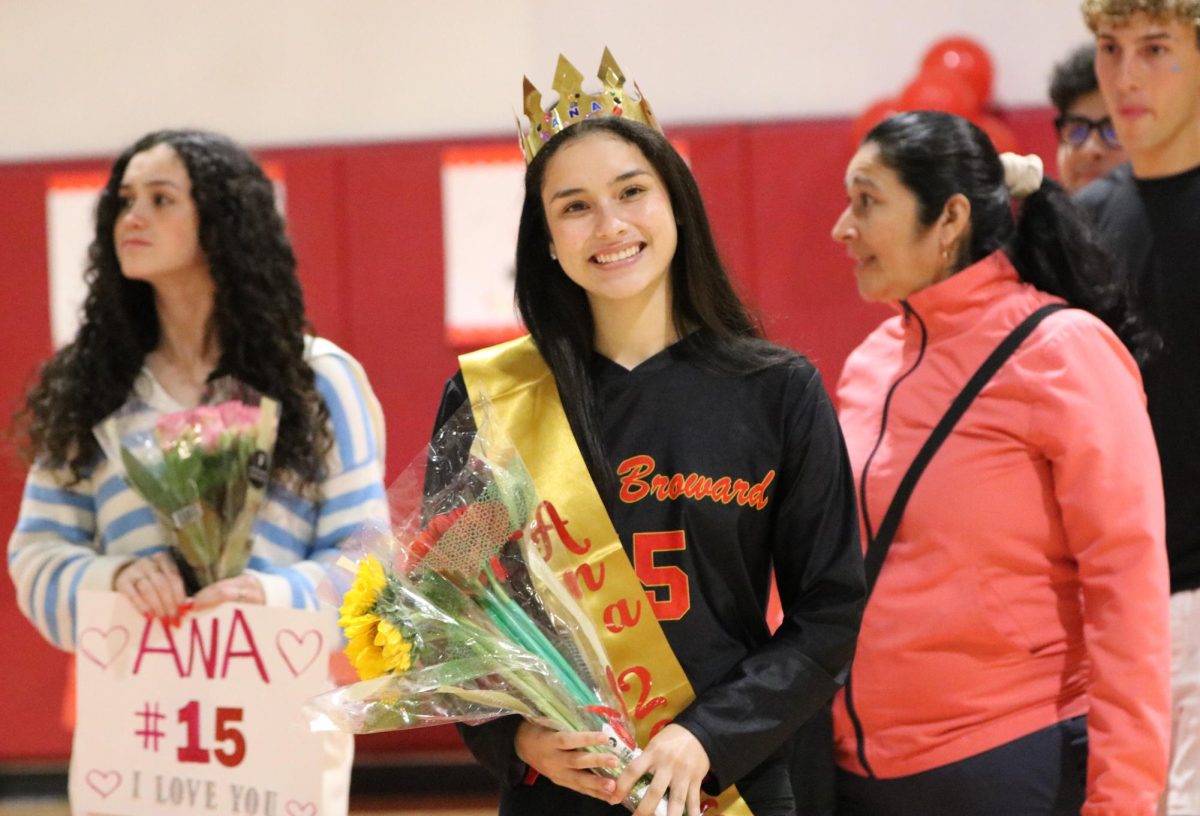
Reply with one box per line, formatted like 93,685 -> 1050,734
96,377 -> 279,616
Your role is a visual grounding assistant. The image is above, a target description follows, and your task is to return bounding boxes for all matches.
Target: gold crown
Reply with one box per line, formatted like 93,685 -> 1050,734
518,47 -> 661,164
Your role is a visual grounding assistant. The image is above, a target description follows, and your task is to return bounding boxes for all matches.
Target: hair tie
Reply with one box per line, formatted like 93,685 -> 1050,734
1000,152 -> 1044,199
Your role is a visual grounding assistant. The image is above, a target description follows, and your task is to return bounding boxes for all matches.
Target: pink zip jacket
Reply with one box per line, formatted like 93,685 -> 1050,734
834,252 -> 1170,815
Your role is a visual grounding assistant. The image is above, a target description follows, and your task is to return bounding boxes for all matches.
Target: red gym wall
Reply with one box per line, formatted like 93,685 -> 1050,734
0,109 -> 1057,762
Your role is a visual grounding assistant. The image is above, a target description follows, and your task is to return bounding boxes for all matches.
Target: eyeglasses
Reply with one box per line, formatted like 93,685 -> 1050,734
1054,114 -> 1122,150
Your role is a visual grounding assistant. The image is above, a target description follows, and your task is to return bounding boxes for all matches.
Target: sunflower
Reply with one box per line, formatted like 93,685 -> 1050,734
340,554 -> 387,621
340,555 -> 414,680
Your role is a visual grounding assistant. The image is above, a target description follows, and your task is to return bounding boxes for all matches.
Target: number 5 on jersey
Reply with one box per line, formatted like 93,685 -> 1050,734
633,530 -> 691,620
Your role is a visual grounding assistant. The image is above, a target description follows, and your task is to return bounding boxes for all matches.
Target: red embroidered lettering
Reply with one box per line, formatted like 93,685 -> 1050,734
617,455 -> 655,503
577,562 -> 605,592
535,501 -> 591,556
560,568 -> 583,599
667,474 -> 685,499
603,599 -> 643,633
747,470 -> 776,510
633,530 -> 691,620
711,477 -> 732,503
560,562 -> 606,600
731,479 -> 751,505
618,665 -> 670,721
650,475 -> 669,501
615,456 -> 775,510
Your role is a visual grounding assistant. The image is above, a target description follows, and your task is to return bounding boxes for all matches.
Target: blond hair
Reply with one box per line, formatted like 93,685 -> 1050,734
1082,0 -> 1200,32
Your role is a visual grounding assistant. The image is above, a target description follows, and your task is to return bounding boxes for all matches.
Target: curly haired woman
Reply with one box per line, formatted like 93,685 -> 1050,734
7,129 -> 387,814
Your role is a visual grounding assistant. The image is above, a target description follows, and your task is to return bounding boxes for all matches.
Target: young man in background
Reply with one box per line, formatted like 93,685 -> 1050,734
1077,2 -> 1200,813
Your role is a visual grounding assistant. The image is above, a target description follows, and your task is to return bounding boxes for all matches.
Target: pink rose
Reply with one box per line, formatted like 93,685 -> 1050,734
217,400 -> 260,435
188,406 -> 227,453
155,412 -> 192,447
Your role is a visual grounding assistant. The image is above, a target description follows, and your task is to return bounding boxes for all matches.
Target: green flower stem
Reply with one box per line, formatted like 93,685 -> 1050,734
393,589 -> 589,733
477,567 -> 597,707
481,587 -> 594,710
462,624 -> 587,730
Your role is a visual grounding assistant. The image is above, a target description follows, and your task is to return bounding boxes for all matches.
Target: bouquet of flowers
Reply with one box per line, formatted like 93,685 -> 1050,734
95,377 -> 280,592
309,401 -> 668,816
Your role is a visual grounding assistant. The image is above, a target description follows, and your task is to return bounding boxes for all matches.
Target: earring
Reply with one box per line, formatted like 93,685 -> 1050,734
549,247 -> 557,261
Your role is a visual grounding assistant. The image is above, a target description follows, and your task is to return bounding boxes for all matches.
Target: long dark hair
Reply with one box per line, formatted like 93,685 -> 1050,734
865,110 -> 1154,360
19,129 -> 332,489
515,117 -> 793,483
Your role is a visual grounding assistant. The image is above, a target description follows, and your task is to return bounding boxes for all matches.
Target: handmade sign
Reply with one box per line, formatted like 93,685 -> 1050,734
69,591 -> 341,816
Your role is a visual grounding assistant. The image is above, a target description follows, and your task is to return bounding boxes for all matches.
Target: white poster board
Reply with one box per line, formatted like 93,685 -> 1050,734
46,172 -> 106,350
440,145 -> 527,347
69,591 -> 345,816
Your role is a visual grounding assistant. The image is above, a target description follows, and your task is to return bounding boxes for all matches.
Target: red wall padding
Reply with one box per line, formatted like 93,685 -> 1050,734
0,109 -> 1058,761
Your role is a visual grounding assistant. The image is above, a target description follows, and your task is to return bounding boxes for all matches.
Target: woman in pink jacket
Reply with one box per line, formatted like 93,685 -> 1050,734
830,110 -> 1169,815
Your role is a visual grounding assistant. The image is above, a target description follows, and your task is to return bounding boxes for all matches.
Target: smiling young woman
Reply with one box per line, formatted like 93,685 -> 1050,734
434,104 -> 866,816
540,132 -> 679,368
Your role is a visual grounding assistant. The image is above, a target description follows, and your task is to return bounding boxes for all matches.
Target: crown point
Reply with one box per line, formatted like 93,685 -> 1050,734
598,47 -> 626,89
522,76 -> 543,122
553,54 -> 585,98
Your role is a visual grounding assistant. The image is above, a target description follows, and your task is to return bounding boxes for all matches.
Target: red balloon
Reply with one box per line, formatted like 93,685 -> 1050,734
898,66 -> 980,119
850,97 -> 902,147
976,113 -> 1019,154
921,36 -> 994,108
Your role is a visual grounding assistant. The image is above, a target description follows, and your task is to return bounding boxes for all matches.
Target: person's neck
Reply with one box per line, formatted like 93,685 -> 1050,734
591,286 -> 678,371
1131,121 -> 1200,178
148,276 -> 220,403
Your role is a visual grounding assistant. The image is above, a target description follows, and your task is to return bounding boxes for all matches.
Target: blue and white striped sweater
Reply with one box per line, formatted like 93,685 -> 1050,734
7,337 -> 388,651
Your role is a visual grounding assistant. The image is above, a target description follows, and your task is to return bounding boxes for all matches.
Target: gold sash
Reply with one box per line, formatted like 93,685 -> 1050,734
461,336 -> 751,815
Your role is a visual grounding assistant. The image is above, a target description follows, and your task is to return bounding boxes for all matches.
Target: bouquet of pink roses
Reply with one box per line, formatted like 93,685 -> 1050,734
95,377 -> 280,591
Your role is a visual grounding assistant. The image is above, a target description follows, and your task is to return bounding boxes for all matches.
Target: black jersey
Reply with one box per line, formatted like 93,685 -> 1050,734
1077,163 -> 1200,593
435,334 -> 865,815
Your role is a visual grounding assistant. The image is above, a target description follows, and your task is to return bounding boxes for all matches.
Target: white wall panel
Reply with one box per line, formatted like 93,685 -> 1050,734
0,0 -> 1091,160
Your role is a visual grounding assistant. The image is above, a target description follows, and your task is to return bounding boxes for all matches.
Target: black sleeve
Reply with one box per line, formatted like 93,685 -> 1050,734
673,366 -> 866,791
431,371 -> 470,443
457,714 -> 529,788
434,371 -> 532,786
424,371 -> 475,498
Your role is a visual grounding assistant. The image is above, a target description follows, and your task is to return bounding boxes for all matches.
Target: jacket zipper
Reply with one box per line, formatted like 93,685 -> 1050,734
844,301 -> 928,779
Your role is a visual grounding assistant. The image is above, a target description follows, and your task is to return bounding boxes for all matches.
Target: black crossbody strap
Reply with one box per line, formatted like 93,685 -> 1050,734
862,303 -> 1068,592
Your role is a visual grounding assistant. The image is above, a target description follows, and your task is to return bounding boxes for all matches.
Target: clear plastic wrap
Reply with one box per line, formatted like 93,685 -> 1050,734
309,400 -> 668,815
94,376 -> 279,591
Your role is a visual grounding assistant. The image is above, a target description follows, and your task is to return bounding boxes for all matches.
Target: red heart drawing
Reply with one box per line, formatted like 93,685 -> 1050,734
276,629 -> 322,677
78,626 -> 130,670
286,800 -> 317,816
85,769 -> 121,798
